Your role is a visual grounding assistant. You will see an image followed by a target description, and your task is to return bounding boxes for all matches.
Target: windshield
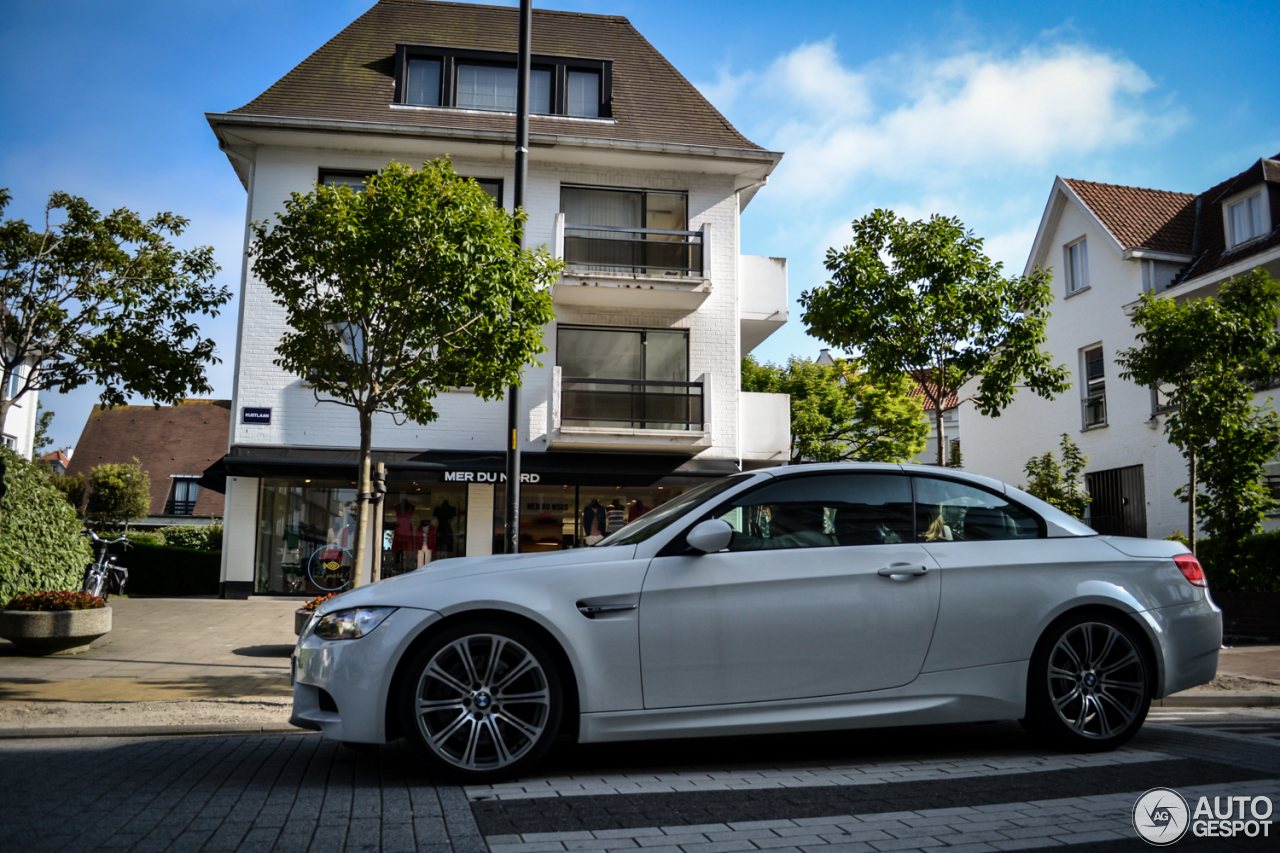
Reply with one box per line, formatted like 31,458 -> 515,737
595,474 -> 754,546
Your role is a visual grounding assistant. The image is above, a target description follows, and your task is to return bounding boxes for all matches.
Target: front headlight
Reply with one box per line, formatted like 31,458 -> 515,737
313,607 -> 397,640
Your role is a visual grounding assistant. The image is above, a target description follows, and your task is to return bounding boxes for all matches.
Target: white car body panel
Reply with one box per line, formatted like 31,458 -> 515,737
290,463 -> 1222,746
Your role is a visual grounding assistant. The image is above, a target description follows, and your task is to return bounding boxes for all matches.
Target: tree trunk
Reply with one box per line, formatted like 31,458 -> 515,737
935,403 -> 947,467
350,410 -> 373,588
1188,448 -> 1197,556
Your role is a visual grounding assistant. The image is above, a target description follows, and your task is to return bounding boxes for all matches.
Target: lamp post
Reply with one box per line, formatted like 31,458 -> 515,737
504,0 -> 532,554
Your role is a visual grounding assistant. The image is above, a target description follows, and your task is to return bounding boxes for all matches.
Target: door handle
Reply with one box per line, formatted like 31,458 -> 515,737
877,564 -> 928,580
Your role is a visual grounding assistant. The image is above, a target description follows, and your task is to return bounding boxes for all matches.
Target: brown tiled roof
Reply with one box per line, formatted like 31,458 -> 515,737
906,370 -> 959,412
223,0 -> 765,154
40,450 -> 70,468
1062,178 -> 1197,253
1179,157 -> 1280,281
65,401 -> 231,519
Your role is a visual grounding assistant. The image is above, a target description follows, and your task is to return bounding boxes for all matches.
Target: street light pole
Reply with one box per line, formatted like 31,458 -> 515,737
504,0 -> 532,554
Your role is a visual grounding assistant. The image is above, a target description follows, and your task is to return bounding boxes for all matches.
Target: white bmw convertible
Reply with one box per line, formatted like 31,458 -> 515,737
291,463 -> 1221,782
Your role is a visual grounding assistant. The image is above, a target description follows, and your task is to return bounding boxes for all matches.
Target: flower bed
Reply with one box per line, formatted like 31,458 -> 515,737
296,592 -> 340,635
5,591 -> 106,611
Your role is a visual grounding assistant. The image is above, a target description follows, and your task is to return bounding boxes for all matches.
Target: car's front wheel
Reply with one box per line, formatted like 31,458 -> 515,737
1023,613 -> 1152,751
399,620 -> 562,782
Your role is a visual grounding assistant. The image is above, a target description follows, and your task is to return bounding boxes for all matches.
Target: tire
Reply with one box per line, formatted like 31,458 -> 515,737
82,567 -> 105,599
399,620 -> 563,783
1022,612 -> 1152,751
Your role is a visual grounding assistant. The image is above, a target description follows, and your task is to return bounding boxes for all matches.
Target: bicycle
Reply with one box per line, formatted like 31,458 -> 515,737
82,530 -> 131,599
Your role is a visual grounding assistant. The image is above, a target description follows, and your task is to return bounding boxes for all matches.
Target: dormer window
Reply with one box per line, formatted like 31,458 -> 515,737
1225,188 -> 1269,248
395,45 -> 611,118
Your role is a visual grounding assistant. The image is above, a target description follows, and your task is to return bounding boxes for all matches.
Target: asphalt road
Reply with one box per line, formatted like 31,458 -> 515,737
3,708 -> 1278,853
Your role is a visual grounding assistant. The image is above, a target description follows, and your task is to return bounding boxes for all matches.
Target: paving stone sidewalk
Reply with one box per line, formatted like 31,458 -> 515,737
0,597 -> 299,701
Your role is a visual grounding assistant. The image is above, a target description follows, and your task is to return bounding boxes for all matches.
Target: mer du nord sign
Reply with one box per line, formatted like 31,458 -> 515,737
444,471 -> 540,484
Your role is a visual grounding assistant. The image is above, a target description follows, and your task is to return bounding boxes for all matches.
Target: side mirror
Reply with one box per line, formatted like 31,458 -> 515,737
686,518 -> 734,554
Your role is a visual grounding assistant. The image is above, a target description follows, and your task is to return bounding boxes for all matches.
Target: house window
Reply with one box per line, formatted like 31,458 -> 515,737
170,479 -> 200,515
395,45 -> 611,118
556,326 -> 699,430
560,186 -> 700,276
319,170 -> 374,190
1082,345 -> 1106,428
1064,238 -> 1089,293
472,178 -> 503,206
5,368 -> 20,403
1226,190 -> 1267,248
1,434 -> 14,450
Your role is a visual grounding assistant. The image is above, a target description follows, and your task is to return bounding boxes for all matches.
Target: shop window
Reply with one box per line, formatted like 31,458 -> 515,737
379,484 -> 467,580
493,484 -> 690,553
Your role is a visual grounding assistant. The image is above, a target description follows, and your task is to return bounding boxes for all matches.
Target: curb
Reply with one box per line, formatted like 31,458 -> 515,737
1154,692 -> 1280,708
0,722 -> 308,740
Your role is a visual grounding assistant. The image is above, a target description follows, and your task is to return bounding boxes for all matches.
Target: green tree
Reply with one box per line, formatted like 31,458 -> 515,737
1022,433 -> 1090,519
47,470 -> 86,514
0,187 -> 228,531
86,458 -> 152,529
1117,268 -> 1280,553
0,448 -> 93,602
742,355 -> 928,464
32,402 -> 53,456
249,160 -> 559,588
800,209 -> 1071,466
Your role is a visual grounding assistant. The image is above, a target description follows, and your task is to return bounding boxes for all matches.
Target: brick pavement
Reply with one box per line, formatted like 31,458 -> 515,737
1219,645 -> 1280,682
0,597 -> 299,701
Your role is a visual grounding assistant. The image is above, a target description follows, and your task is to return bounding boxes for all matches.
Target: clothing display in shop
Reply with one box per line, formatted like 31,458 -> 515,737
392,500 -> 421,551
606,500 -> 625,534
627,500 -> 646,522
582,500 -> 607,539
433,500 -> 457,553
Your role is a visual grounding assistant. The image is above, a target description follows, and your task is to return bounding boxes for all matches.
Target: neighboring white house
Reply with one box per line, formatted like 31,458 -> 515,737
961,154 -> 1280,539
204,0 -> 791,598
1,362 -> 39,458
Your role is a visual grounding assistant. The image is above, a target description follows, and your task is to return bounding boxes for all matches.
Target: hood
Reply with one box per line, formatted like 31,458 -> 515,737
316,544 -> 639,613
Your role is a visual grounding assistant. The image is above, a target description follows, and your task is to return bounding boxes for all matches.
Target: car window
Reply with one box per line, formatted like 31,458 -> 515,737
596,474 -> 753,546
716,474 -> 914,551
913,477 -> 1041,542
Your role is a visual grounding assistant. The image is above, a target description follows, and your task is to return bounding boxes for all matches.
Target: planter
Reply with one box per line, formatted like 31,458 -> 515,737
0,606 -> 112,655
295,608 -> 313,636
1214,592 -> 1280,642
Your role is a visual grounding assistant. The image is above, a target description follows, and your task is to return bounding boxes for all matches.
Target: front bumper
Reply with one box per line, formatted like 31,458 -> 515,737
1148,594 -> 1222,698
291,606 -> 440,743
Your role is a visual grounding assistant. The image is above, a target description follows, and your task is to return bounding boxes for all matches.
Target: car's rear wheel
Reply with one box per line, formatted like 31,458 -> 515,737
399,620 -> 562,782
1023,613 -> 1152,751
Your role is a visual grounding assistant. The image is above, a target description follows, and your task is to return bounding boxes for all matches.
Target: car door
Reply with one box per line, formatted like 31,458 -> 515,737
638,472 -> 941,709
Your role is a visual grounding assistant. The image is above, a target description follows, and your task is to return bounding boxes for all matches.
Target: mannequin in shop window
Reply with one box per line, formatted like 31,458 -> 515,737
390,497 -> 420,575
607,499 -> 625,534
582,498 -> 606,545
627,499 -> 646,522
433,500 -> 457,557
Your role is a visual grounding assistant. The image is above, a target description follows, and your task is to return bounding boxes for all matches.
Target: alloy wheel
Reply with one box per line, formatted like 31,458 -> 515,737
1047,621 -> 1146,740
413,634 -> 552,772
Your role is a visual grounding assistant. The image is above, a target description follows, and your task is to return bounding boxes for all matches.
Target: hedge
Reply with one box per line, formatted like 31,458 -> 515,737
1198,530 -> 1280,594
107,540 -> 221,597
0,447 -> 93,602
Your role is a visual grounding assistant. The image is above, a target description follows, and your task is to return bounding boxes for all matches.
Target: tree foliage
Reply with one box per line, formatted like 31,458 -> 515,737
1022,433 -> 1090,519
801,209 -> 1070,465
742,355 -> 928,464
249,159 -> 560,587
1117,268 -> 1280,552
33,402 -> 53,456
0,447 -> 93,602
0,188 -> 229,426
86,458 -> 151,529
46,470 -> 86,514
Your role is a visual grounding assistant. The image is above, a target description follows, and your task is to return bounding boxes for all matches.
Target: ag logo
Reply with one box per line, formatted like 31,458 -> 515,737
1134,787 -> 1190,845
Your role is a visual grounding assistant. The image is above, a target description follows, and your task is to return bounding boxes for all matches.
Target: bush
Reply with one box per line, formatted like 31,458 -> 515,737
1198,530 -> 1280,593
97,529 -> 166,547
6,591 -> 104,611
107,540 -> 220,596
45,470 -> 86,514
0,448 -> 94,602
159,523 -> 222,551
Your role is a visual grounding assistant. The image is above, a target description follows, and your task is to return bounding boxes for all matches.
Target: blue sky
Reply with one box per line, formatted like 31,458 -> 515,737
3,0 -> 1278,453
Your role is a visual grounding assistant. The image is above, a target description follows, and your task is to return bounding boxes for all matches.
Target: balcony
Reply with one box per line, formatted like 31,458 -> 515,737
548,367 -> 712,454
552,213 -> 712,313
740,255 -> 788,355
167,500 -> 197,516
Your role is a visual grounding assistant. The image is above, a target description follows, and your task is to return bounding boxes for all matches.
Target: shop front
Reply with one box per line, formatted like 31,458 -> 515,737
207,447 -> 740,598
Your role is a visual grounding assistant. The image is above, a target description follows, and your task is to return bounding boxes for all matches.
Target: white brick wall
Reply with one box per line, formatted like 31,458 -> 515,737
231,146 -> 744,461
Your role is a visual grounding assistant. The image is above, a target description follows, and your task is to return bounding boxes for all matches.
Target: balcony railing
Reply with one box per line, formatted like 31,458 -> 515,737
1082,395 -> 1107,428
561,377 -> 704,431
563,223 -> 704,277
168,500 -> 197,515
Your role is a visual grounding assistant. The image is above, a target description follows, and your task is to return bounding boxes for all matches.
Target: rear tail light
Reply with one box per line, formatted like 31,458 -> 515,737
1173,554 -> 1207,588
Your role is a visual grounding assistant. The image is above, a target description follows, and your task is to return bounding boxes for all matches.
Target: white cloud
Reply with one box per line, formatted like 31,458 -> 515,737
704,41 -> 1177,201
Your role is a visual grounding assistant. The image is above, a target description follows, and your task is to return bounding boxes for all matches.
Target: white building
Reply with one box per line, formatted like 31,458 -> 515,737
204,0 -> 790,598
962,154 -> 1280,539
2,362 -> 39,458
